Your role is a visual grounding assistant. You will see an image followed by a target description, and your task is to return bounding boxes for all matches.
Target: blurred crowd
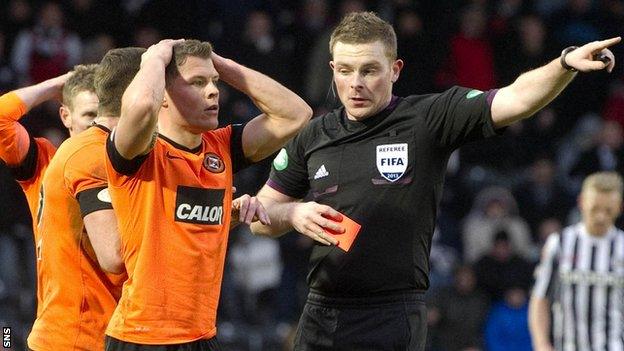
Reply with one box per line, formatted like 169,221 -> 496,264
1,0 -> 624,350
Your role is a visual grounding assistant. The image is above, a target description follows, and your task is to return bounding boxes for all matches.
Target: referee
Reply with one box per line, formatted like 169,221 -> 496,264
530,172 -> 624,351
251,11 -> 620,351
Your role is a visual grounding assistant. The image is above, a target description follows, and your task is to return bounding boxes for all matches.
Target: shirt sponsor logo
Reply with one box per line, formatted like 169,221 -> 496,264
175,186 -> 224,225
203,152 -> 225,173
376,143 -> 408,182
559,270 -> 624,287
273,148 -> 288,171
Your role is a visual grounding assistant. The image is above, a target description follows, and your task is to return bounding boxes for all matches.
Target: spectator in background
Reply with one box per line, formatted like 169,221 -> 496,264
427,265 -> 489,351
436,4 -> 496,91
393,6 -> 435,96
238,10 -> 292,89
514,157 -> 574,235
304,0 -> 367,108
473,230 -> 534,302
463,186 -> 535,263
0,31 -> 17,93
80,33 -> 116,64
2,0 -> 33,56
133,25 -> 161,48
496,14 -> 553,86
11,1 -> 81,85
485,286 -> 533,351
570,119 -> 624,179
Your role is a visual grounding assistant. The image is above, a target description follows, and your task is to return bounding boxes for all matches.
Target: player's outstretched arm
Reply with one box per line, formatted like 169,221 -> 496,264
491,37 -> 620,128
250,185 -> 341,246
528,295 -> 554,351
0,73 -> 69,165
83,209 -> 124,274
211,53 -> 312,162
114,39 -> 184,159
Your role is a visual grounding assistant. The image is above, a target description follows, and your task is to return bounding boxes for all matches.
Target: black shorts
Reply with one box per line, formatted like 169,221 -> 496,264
294,291 -> 427,351
104,336 -> 221,351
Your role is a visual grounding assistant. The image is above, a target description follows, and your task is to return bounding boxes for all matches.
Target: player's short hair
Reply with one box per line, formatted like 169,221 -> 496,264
62,64 -> 97,109
95,47 -> 146,117
582,172 -> 624,196
165,39 -> 213,85
329,11 -> 397,60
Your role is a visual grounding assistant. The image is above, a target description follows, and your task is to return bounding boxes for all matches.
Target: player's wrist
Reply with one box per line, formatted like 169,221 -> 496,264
560,46 -> 579,72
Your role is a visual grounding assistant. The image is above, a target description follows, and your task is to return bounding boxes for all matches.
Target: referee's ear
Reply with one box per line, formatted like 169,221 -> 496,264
391,58 -> 404,83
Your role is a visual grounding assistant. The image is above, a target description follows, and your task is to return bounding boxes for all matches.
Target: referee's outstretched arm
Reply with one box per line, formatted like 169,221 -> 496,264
491,37 -> 620,128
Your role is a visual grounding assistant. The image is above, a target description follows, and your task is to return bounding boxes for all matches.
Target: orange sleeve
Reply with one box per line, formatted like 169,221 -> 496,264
64,143 -> 108,197
0,92 -> 31,165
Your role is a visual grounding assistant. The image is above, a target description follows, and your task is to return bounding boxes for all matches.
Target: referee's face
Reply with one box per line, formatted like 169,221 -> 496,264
580,189 -> 622,236
330,41 -> 403,121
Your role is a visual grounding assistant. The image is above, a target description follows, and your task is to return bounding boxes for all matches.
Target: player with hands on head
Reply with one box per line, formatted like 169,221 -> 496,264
103,38 -> 312,350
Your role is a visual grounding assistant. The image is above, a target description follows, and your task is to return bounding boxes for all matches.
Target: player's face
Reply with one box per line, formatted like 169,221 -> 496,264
330,40 -> 403,121
60,90 -> 99,136
165,56 -> 220,133
579,189 -> 622,236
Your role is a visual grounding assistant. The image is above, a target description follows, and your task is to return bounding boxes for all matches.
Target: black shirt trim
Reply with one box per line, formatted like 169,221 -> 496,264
231,123 -> 249,173
106,132 -> 149,176
9,136 -> 38,181
92,123 -> 111,134
158,133 -> 202,154
76,186 -> 113,217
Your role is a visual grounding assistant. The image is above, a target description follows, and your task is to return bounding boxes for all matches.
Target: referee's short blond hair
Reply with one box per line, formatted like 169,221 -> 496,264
582,172 -> 624,195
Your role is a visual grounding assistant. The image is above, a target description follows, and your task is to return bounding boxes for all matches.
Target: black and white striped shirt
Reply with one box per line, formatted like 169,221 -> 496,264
533,223 -> 624,351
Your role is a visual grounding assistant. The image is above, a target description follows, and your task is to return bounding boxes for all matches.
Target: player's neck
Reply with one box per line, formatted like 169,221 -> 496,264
94,116 -> 119,130
157,123 -> 202,150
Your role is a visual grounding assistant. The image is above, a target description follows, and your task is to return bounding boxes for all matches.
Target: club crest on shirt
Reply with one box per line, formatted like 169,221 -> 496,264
203,152 -> 224,173
376,143 -> 408,182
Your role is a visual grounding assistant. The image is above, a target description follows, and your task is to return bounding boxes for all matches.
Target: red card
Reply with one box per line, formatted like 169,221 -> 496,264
322,212 -> 361,252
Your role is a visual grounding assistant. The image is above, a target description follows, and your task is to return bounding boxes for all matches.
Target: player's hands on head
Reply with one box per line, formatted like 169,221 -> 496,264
565,37 -> 620,73
232,194 -> 270,226
289,201 -> 344,246
141,38 -> 185,67
46,71 -> 73,101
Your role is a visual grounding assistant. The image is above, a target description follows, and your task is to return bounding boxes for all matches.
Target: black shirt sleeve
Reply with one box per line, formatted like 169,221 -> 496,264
9,136 -> 38,181
425,86 -> 503,149
266,128 -> 311,199
106,130 -> 149,176
76,186 -> 113,217
231,123 -> 250,173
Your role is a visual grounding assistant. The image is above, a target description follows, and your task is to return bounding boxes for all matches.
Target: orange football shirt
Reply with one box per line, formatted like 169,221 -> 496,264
0,92 -> 56,226
105,126 -> 239,344
28,125 -> 126,351
0,92 -> 57,317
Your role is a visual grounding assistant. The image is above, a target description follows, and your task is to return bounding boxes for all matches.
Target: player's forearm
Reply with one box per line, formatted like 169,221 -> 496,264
214,56 -> 312,132
15,75 -> 66,110
116,58 -> 166,159
249,200 -> 296,238
529,295 -> 553,349
492,59 -> 575,127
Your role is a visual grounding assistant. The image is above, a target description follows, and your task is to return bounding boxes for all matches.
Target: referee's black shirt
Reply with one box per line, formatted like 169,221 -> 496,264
268,86 -> 500,296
